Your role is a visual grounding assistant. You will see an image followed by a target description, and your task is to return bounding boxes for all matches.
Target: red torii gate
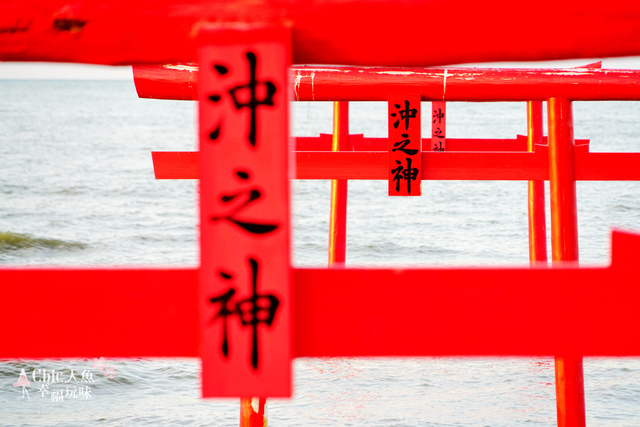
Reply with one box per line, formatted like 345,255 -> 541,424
135,63 -> 640,184
137,62 -> 640,425
4,2 -> 640,426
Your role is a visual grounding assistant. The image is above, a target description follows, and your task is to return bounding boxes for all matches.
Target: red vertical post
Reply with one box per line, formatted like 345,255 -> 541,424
527,101 -> 548,264
328,101 -> 349,266
547,97 -> 585,427
240,397 -> 267,427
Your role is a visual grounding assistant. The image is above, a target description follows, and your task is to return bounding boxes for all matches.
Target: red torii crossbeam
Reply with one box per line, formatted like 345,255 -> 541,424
132,64 -> 640,102
151,142 -> 640,181
3,0 -> 640,67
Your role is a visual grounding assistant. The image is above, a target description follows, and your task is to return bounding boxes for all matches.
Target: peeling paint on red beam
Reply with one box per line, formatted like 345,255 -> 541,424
134,65 -> 640,102
293,67 -> 640,102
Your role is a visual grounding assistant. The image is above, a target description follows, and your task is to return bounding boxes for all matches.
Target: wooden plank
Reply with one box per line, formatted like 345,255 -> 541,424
1,230 -> 640,359
575,152 -> 640,181
134,64 -> 640,102
154,143 -> 640,182
153,151 -> 549,181
293,230 -> 640,358
300,151 -> 550,181
0,268 -> 199,358
292,264 -> 637,357
295,136 -> 533,152
152,151 -> 198,179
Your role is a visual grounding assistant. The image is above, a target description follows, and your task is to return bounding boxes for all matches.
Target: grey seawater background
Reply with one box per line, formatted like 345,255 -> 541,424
1,80 -> 640,425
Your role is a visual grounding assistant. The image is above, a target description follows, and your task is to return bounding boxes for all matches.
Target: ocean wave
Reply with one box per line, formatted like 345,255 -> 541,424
0,231 -> 87,251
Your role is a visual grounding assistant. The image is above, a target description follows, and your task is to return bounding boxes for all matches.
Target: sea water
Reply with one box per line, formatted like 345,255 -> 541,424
1,79 -> 640,425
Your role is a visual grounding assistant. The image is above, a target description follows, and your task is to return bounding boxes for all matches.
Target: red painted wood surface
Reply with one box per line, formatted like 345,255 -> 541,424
198,26 -> 292,398
527,101 -> 548,264
294,67 -> 640,101
152,146 -> 640,182
547,97 -> 584,426
134,65 -> 640,102
431,101 -> 446,151
151,136 -> 539,161
240,397 -> 267,427
295,136 -> 533,152
1,230 -> 639,359
134,64 -> 198,100
3,1 -> 640,66
555,357 -> 585,427
292,231 -> 640,357
0,268 -> 200,358
388,94 -> 421,196
549,98 -> 580,263
328,102 -> 349,265
298,152 -> 548,180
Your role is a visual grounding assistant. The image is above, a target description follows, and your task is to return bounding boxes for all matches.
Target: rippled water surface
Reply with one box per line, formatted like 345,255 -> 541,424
1,80 -> 640,425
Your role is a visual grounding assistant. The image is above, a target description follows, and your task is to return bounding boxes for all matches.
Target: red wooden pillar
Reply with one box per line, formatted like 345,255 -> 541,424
328,101 -> 349,266
547,97 -> 585,427
240,397 -> 267,427
527,101 -> 548,264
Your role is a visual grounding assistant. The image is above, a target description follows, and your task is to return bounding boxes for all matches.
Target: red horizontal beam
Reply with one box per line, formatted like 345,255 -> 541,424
293,67 -> 640,102
133,65 -> 640,102
299,136 -> 534,152
295,136 -> 582,152
296,152 -> 550,180
150,137 -> 540,179
1,230 -> 639,358
152,145 -> 640,181
152,151 -> 199,180
293,267 -> 636,357
295,229 -> 640,357
2,1 -> 640,67
0,268 -> 200,358
133,64 -> 198,100
151,136 -> 582,160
